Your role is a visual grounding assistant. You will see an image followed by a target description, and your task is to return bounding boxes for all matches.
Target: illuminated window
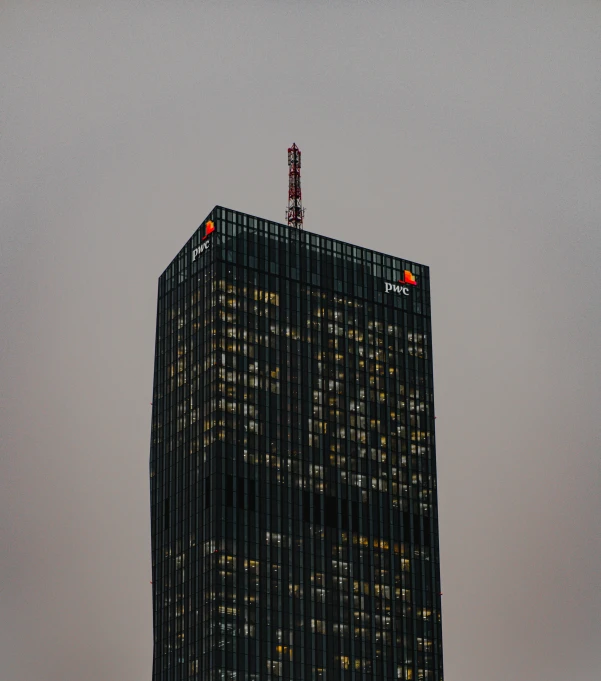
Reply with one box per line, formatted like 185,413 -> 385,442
338,656 -> 350,670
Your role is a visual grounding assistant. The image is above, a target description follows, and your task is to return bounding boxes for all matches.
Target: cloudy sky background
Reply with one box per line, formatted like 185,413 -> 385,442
1,2 -> 600,679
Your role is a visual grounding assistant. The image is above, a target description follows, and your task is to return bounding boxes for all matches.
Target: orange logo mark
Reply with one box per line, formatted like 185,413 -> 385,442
202,221 -> 215,240
399,270 -> 417,286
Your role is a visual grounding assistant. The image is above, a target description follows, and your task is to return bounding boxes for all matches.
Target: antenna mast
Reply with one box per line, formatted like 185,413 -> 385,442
286,143 -> 305,230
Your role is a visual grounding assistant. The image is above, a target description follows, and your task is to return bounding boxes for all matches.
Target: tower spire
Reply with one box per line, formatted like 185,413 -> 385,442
286,143 -> 305,230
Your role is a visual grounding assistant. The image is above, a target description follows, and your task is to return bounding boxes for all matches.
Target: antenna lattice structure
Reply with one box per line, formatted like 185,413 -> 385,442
286,143 -> 305,230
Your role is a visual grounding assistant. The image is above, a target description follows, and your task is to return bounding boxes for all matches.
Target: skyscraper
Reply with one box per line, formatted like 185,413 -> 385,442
149,206 -> 443,681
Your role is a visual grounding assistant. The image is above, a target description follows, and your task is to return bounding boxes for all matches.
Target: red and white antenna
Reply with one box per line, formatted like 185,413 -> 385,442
286,143 -> 305,230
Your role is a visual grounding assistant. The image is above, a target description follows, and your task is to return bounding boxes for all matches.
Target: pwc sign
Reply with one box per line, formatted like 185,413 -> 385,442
192,221 -> 215,261
384,270 -> 418,296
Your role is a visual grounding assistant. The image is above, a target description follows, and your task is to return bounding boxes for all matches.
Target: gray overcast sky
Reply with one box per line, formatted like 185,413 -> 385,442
1,2 -> 600,680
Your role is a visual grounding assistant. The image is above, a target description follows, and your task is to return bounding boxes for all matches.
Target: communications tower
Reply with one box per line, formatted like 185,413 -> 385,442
286,143 -> 305,230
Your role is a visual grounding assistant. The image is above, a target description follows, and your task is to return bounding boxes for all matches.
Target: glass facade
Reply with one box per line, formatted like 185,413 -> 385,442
149,207 -> 443,681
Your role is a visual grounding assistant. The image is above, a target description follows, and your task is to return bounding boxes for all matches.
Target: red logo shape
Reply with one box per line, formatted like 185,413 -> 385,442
202,221 -> 215,240
399,270 -> 417,286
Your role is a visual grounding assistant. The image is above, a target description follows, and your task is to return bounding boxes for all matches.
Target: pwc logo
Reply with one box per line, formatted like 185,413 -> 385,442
384,270 -> 418,296
192,221 -> 215,261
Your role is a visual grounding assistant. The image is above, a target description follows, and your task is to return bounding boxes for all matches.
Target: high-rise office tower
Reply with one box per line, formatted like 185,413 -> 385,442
149,206 -> 443,681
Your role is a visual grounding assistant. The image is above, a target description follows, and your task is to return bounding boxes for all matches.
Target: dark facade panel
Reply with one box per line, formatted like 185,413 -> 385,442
150,207 -> 443,681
